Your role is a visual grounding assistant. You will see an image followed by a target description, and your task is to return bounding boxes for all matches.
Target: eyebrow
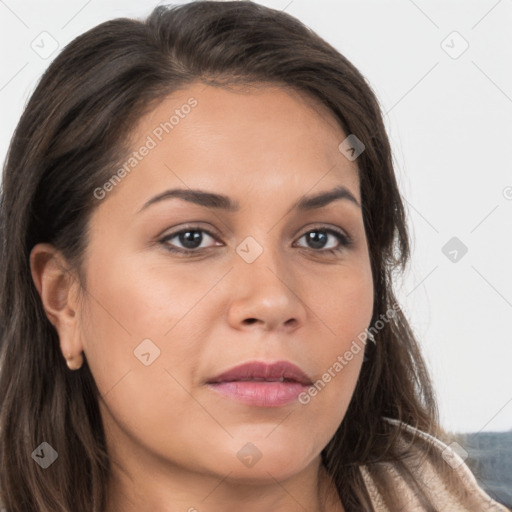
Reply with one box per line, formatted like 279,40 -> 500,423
138,185 -> 360,213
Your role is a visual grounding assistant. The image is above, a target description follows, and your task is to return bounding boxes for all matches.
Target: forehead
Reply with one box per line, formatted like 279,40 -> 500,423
98,82 -> 360,215
136,81 -> 350,162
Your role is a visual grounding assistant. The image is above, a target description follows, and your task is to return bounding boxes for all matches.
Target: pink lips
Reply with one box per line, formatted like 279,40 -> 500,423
206,360 -> 313,407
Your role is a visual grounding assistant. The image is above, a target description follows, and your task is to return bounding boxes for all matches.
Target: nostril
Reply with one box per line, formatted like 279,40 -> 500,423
244,318 -> 258,325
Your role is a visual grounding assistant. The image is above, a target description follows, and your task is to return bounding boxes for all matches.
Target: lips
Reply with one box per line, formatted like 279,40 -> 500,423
206,361 -> 314,407
206,360 -> 313,386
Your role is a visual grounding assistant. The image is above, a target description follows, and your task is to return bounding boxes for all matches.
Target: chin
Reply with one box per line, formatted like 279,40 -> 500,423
224,458 -> 311,484
206,438 -> 320,482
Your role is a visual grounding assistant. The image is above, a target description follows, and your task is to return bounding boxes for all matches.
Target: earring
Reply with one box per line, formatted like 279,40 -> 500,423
65,352 -> 83,370
367,331 -> 376,345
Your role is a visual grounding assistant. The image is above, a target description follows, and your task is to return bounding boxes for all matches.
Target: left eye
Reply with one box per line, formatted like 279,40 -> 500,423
160,226 -> 352,255
295,228 -> 351,252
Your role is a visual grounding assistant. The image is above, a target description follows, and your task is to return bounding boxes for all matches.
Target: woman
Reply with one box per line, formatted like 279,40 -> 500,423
0,1 -> 507,511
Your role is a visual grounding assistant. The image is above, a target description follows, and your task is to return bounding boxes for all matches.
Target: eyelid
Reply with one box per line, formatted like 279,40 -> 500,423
159,224 -> 220,247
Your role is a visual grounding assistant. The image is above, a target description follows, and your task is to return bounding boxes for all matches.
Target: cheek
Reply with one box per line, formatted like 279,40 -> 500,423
79,255 -> 211,460
78,247 -> 213,400
309,260 -> 374,348
297,264 -> 373,414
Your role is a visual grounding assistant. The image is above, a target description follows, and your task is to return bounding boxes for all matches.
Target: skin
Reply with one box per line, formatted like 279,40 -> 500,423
30,82 -> 374,512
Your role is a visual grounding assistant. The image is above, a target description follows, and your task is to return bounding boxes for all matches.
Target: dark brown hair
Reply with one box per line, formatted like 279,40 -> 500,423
0,1 -> 461,510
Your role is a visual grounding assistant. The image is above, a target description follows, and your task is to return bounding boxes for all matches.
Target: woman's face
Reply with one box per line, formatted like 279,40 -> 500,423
78,83 -> 373,489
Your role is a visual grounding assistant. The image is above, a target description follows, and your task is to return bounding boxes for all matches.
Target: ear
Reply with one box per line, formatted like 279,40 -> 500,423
29,243 -> 84,363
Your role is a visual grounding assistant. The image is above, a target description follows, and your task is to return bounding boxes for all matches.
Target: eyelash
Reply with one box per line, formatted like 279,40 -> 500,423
159,225 -> 353,257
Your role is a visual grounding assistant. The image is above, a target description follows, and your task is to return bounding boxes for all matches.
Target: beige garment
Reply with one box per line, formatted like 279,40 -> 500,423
359,419 -> 510,512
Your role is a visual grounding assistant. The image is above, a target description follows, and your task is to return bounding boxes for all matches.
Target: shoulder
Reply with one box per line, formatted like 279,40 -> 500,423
359,418 -> 509,512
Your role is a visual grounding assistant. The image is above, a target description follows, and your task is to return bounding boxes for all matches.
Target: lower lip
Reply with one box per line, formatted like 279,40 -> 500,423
207,381 -> 308,407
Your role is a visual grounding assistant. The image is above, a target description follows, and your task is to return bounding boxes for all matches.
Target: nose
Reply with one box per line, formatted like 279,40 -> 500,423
226,242 -> 308,333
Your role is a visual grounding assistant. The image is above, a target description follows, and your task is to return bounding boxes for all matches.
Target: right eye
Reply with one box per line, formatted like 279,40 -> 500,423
159,226 -> 222,255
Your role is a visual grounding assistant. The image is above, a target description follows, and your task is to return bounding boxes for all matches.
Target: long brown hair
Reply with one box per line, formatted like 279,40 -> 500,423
0,1 -> 459,510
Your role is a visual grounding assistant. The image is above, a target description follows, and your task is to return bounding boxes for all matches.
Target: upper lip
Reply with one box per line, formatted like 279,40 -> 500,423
206,360 -> 313,386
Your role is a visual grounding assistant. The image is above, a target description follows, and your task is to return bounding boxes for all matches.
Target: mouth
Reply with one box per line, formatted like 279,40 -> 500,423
215,377 -> 298,382
206,360 -> 313,407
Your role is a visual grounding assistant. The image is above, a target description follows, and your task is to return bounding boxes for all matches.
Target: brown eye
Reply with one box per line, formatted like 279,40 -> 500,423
160,227 -> 220,254
159,225 -> 353,257
295,228 -> 352,254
